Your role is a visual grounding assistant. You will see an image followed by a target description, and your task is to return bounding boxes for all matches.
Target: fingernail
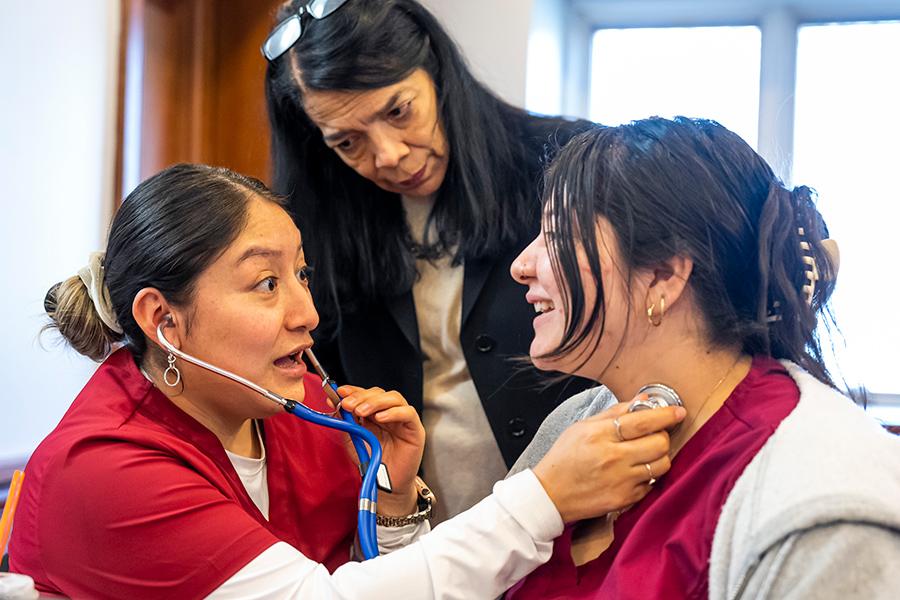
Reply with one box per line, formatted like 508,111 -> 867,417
357,403 -> 371,414
675,407 -> 687,419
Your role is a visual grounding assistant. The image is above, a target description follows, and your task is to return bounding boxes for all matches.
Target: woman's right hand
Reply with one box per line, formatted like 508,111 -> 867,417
531,399 -> 686,523
337,385 -> 425,516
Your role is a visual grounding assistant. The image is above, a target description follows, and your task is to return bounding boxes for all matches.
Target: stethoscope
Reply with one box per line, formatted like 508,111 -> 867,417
630,383 -> 684,412
155,321 -> 391,560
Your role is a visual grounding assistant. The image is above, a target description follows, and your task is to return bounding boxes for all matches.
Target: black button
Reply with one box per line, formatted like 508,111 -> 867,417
507,417 -> 527,438
475,334 -> 495,353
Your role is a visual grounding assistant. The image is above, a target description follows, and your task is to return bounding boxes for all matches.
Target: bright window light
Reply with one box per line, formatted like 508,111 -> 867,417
793,21 -> 900,394
590,26 -> 761,149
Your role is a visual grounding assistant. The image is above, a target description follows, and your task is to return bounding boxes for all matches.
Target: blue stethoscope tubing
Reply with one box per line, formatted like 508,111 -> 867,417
283,399 -> 382,559
155,322 -> 382,559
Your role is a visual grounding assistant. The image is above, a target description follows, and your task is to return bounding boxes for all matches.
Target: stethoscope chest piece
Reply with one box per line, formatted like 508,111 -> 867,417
630,383 -> 684,412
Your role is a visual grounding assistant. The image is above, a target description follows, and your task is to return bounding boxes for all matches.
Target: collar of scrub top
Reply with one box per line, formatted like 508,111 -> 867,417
154,319 -> 388,559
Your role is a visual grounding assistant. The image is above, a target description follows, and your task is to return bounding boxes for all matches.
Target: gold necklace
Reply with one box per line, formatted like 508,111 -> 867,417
669,354 -> 746,457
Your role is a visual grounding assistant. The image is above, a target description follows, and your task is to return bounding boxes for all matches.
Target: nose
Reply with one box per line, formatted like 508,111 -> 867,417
371,126 -> 410,170
511,236 -> 539,284
284,277 -> 320,333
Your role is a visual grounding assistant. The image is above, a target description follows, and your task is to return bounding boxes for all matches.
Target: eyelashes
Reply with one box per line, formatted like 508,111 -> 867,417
253,265 -> 314,294
297,265 -> 314,284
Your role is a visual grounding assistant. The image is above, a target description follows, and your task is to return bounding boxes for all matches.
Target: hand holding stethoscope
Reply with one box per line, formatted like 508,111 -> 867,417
532,394 -> 686,524
336,386 -> 425,516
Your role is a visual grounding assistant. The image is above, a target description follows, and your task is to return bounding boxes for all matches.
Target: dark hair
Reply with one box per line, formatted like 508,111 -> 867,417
265,0 -> 587,333
44,164 -> 285,363
541,117 -> 837,386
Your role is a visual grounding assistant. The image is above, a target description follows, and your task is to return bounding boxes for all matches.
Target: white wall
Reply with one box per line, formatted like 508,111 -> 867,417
526,0 -> 565,115
420,0 -> 587,118
419,0 -> 535,106
0,1 -> 120,461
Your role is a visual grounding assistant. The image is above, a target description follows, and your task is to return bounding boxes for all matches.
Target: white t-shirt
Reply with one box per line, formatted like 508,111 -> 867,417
224,421 -> 269,519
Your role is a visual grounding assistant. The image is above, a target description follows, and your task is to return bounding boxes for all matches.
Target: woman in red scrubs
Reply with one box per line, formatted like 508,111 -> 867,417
507,117 -> 900,599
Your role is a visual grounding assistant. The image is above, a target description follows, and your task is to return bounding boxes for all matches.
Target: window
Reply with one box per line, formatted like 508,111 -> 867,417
590,26 -> 761,148
793,21 -> 900,399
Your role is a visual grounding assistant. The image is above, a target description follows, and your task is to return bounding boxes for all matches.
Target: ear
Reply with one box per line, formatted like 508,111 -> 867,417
644,254 -> 694,314
132,288 -> 185,350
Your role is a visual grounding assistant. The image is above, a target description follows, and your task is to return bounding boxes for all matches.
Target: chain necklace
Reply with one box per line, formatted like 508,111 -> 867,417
668,354 -> 747,458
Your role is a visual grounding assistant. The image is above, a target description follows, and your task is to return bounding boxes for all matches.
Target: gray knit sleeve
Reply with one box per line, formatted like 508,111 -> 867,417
507,386 -> 618,478
735,522 -> 900,600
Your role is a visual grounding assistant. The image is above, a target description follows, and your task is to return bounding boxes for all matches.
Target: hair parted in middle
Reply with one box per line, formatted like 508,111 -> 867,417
539,117 -> 837,388
265,0 -> 590,332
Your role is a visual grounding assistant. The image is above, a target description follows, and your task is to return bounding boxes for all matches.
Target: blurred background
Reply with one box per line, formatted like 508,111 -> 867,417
2,0 -> 899,485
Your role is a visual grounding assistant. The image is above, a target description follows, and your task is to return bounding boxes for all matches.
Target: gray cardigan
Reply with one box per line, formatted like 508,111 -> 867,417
509,362 -> 900,599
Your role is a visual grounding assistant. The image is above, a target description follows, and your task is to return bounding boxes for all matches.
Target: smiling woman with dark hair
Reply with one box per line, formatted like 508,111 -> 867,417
264,0 -> 595,521
505,117 -> 900,599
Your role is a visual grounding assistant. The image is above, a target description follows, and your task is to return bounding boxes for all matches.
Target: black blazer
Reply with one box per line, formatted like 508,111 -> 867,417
319,240 -> 593,468
311,116 -> 596,468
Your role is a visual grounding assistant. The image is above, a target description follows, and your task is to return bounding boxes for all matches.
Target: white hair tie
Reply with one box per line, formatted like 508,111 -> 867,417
77,252 -> 124,334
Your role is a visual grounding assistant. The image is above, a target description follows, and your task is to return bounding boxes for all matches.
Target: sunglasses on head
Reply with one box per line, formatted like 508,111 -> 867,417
261,0 -> 351,62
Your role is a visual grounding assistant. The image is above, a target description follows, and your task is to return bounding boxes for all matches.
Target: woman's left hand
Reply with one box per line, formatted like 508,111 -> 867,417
337,385 -> 424,515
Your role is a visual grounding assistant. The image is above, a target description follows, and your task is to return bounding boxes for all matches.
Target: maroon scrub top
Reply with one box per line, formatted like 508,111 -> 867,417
10,348 -> 360,599
508,356 -> 800,599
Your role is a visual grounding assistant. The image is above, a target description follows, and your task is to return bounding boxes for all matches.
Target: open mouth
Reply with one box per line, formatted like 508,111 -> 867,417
273,351 -> 304,369
534,300 -> 555,314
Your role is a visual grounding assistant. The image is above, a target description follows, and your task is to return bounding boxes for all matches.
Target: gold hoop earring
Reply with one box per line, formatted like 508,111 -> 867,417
647,294 -> 666,327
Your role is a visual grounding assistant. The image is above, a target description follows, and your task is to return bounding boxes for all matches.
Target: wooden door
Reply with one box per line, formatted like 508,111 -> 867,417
115,0 -> 284,202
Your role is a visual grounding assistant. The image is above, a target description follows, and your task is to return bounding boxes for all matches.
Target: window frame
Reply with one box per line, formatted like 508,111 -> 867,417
566,0 -> 900,181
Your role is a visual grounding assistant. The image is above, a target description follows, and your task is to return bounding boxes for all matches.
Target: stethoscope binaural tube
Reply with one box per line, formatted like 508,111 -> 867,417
154,322 -> 382,559
305,349 -> 394,494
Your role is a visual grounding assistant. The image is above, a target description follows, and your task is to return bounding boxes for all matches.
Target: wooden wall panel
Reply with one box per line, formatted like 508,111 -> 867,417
208,1 -> 282,180
140,0 -> 198,176
116,0 -> 284,201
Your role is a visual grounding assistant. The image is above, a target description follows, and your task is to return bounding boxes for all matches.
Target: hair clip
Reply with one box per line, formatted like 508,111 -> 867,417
798,227 -> 818,306
798,227 -> 841,307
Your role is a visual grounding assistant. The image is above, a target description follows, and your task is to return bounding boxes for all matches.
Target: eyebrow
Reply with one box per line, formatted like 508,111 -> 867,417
322,91 -> 404,143
236,245 -> 303,265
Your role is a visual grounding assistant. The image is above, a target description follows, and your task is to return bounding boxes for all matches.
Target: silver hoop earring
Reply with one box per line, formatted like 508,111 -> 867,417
163,352 -> 181,387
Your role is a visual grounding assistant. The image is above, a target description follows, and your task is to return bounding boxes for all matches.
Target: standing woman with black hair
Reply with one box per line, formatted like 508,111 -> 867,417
264,0 -> 594,521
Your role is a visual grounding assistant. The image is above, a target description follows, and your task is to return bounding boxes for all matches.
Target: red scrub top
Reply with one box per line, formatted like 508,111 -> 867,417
507,356 -> 800,599
9,348 -> 360,599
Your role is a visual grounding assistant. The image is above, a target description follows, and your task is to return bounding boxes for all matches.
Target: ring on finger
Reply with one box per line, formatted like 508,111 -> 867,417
645,463 -> 656,486
613,417 -> 625,442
